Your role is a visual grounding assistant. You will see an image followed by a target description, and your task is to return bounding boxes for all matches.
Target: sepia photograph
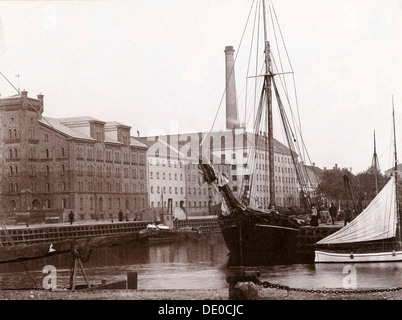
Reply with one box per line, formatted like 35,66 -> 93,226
0,0 -> 402,314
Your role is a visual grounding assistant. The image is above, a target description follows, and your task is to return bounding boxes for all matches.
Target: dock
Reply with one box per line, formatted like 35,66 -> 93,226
0,220 -> 149,246
174,215 -> 221,234
297,221 -> 344,262
0,214 -> 225,246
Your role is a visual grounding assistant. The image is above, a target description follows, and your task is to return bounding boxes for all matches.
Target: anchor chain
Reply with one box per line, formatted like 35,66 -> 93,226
256,279 -> 402,295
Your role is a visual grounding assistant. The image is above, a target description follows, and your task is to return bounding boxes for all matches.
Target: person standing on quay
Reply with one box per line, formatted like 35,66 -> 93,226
310,205 -> 319,227
329,203 -> 337,225
344,209 -> 353,226
68,211 -> 75,225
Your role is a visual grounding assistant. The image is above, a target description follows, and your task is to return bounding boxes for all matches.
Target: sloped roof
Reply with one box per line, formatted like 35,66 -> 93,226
39,117 -> 96,141
130,136 -> 149,148
57,116 -> 106,128
301,164 -> 323,185
40,116 -> 143,147
105,121 -> 131,129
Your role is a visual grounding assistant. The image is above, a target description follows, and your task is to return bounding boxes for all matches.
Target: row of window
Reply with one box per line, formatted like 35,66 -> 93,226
150,200 -> 210,208
151,186 -> 184,195
7,148 -> 65,160
150,186 -> 208,195
77,164 -> 145,179
77,180 -> 145,193
9,196 -> 146,211
150,159 -> 183,168
254,184 -> 298,194
10,199 -> 57,210
11,146 -> 145,163
27,147 -> 67,159
19,181 -> 145,194
150,171 -> 183,180
79,197 -> 145,211
10,182 -> 68,194
77,147 -> 145,164
29,164 -> 67,175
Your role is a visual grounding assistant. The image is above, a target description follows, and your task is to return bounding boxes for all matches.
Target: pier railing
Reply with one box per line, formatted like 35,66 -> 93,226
0,221 -> 148,246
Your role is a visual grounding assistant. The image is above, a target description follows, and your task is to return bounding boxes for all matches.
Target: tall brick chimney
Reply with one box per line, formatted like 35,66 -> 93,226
224,46 -> 239,130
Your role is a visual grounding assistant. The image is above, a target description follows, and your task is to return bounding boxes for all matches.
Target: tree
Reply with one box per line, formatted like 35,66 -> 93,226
316,168 -> 354,206
353,167 -> 389,212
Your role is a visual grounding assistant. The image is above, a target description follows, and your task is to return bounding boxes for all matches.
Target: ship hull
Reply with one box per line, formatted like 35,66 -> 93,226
314,239 -> 402,263
219,214 -> 300,266
315,250 -> 402,263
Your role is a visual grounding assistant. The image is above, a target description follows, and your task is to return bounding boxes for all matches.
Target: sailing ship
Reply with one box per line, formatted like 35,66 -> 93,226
315,102 -> 400,263
199,0 -> 312,266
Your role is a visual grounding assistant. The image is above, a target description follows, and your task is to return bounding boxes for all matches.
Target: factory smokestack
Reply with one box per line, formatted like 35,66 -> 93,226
224,46 -> 239,130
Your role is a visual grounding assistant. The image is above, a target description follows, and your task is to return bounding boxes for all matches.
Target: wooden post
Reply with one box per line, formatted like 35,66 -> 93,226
127,272 -> 138,289
77,258 -> 91,288
70,257 -> 91,290
71,259 -> 79,290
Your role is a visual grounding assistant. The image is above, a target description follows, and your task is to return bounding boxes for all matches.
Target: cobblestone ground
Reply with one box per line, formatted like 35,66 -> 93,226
0,287 -> 401,300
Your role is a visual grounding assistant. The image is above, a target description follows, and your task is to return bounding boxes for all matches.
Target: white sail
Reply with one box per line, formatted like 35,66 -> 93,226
317,176 -> 397,245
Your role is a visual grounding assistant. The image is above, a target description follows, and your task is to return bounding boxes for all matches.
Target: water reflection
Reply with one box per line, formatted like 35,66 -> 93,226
259,262 -> 402,290
0,235 -> 229,290
1,235 -> 402,291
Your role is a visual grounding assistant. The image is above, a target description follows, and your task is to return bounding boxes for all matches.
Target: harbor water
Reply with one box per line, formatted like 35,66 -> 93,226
1,235 -> 402,292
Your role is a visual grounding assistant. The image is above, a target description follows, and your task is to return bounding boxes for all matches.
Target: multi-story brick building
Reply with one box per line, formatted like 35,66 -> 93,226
0,91 -> 149,222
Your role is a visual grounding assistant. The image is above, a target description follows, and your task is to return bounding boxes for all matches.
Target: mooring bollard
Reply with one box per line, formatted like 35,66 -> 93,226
227,266 -> 260,300
127,272 -> 138,289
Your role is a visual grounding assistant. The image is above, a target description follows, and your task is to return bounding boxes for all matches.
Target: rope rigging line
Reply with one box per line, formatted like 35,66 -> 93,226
232,0 -> 312,209
269,54 -> 317,192
241,85 -> 266,203
272,77 -> 311,209
0,71 -> 20,93
244,0 -> 260,128
269,1 -> 318,186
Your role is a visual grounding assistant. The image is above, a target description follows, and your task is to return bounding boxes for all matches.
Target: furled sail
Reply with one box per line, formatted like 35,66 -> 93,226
317,176 -> 396,245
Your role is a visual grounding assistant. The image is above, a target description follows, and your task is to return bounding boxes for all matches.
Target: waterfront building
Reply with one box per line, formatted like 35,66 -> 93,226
299,163 -> 323,201
139,136 -> 231,218
142,129 -> 300,211
0,91 -> 149,222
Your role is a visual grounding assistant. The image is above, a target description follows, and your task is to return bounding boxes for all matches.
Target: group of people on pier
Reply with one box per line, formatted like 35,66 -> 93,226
310,203 -> 355,227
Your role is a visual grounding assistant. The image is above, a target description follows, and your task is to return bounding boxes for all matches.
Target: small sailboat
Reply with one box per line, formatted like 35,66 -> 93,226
315,101 -> 400,263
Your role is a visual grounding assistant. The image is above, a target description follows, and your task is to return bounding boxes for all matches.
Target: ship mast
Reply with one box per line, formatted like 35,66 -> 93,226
392,96 -> 400,244
262,0 -> 275,210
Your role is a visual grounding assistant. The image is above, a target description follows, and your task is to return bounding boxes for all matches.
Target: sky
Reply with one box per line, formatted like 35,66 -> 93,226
0,0 -> 401,174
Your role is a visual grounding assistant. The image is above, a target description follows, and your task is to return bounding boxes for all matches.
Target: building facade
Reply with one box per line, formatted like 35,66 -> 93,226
0,91 -> 149,222
141,137 -> 231,218
142,129 -> 300,213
